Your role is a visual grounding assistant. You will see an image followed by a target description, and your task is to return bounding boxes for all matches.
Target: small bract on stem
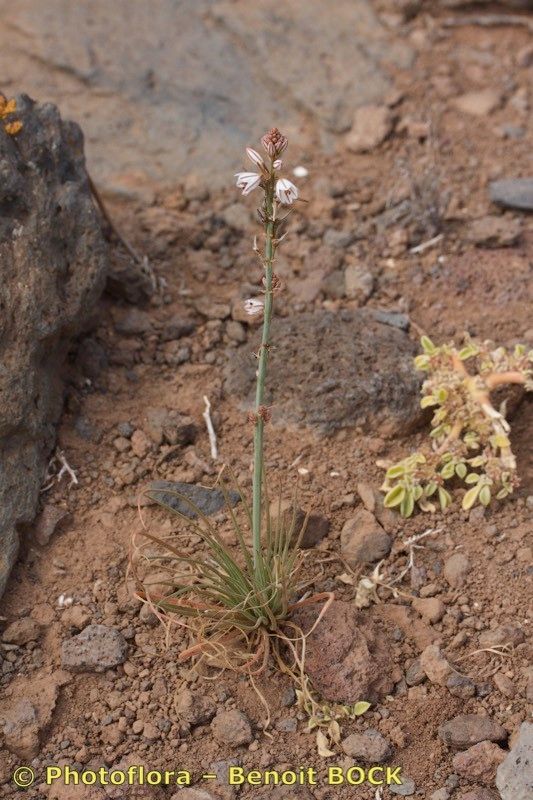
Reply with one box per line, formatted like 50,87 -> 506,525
380,336 -> 533,517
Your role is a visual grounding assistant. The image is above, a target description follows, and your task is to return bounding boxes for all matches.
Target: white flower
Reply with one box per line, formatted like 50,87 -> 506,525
235,171 -> 262,195
244,298 -> 264,316
275,178 -> 298,205
246,147 -> 265,169
293,165 -> 308,178
273,159 -> 283,170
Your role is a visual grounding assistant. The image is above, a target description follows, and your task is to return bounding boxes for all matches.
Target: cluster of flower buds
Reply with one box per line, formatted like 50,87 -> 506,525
235,127 -> 299,205
261,127 -> 288,157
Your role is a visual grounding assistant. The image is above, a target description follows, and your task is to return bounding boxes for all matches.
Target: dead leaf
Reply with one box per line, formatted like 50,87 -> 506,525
316,729 -> 335,757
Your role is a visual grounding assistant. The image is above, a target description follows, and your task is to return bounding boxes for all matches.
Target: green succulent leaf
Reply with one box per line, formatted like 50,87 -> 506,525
400,490 -> 415,518
455,463 -> 467,479
414,354 -> 430,370
438,487 -> 452,510
465,473 -> 480,484
421,336 -> 437,354
462,484 -> 481,510
430,425 -> 446,439
421,395 -> 437,409
490,433 -> 510,449
352,701 -> 371,717
479,485 -> 491,506
440,462 -> 455,480
386,464 -> 406,480
458,344 -> 479,360
384,485 -> 406,508
413,485 -> 423,501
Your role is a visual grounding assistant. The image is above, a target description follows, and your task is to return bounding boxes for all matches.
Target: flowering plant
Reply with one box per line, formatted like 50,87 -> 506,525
380,336 -> 533,516
134,129 -> 331,668
131,129 -> 373,749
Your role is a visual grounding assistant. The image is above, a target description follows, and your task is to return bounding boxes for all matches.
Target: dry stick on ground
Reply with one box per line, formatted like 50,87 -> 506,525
202,395 -> 218,460
88,175 -> 147,267
443,14 -> 533,32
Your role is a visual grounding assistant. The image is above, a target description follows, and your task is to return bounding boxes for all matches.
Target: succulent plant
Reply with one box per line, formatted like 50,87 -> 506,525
380,336 -> 532,517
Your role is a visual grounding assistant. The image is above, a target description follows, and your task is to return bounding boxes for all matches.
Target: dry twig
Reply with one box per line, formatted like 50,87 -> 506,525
202,395 -> 218,460
443,14 -> 533,33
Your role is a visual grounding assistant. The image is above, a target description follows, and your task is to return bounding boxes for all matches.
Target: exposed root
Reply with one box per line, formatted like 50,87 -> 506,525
455,644 -> 512,662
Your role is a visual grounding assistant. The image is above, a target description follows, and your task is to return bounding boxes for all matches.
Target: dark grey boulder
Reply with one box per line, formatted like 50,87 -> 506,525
224,309 -> 423,436
0,95 -> 107,596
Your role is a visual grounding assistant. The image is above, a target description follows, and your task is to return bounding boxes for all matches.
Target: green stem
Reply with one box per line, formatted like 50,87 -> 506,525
252,174 -> 275,567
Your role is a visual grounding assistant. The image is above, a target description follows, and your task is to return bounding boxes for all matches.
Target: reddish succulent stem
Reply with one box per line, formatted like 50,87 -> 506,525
485,371 -> 526,390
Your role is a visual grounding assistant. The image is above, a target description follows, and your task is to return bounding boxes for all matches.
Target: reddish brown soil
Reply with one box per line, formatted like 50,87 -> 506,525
1,11 -> 532,800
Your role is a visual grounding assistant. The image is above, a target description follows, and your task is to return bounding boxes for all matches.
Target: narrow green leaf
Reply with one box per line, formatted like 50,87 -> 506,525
421,335 -> 436,354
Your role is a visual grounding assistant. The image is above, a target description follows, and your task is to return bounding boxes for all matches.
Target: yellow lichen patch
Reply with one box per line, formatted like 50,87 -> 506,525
0,94 -> 23,135
4,121 -> 23,136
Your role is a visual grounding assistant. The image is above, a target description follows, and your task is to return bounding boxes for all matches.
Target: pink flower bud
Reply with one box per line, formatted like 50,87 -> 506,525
246,147 -> 266,170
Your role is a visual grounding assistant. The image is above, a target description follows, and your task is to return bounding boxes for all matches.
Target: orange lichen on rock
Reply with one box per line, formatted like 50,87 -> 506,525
0,94 -> 23,135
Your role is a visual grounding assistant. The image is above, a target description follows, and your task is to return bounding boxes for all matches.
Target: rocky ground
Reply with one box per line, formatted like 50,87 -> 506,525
1,3 -> 533,800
